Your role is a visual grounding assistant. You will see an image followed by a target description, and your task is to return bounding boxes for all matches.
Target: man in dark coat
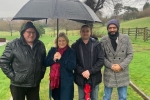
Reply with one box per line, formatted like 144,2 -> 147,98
0,22 -> 46,100
72,25 -> 104,100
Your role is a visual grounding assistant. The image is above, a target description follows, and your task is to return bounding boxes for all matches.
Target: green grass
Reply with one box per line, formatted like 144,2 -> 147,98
129,38 -> 150,97
0,42 -> 11,100
0,17 -> 150,99
31,35 -> 150,100
120,17 -> 150,28
0,35 -> 146,100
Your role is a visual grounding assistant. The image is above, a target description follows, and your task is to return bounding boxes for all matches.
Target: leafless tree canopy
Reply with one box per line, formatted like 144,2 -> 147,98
84,0 -> 105,12
114,3 -> 123,16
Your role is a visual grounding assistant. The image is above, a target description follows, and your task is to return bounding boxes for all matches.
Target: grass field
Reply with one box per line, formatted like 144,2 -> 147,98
0,17 -> 150,100
0,34 -> 147,100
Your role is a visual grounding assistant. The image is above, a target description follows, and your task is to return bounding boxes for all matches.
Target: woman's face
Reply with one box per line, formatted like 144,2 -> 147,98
58,37 -> 67,48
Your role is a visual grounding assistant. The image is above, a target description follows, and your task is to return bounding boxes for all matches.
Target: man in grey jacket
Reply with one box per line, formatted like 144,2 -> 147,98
101,19 -> 133,100
0,22 -> 46,100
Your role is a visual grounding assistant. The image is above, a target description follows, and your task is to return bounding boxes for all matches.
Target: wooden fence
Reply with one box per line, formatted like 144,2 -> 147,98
119,27 -> 150,41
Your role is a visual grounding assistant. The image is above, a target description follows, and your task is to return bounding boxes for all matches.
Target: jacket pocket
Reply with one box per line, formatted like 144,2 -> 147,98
74,74 -> 84,86
14,72 -> 27,84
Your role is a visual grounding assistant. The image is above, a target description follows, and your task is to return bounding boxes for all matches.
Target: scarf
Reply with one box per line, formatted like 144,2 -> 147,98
108,32 -> 119,51
50,46 -> 67,89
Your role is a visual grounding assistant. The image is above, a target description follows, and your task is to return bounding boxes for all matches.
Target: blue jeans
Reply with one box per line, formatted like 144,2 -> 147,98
78,84 -> 99,100
103,86 -> 127,100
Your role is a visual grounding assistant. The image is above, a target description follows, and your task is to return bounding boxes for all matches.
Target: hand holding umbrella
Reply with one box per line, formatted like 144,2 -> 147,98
53,52 -> 61,62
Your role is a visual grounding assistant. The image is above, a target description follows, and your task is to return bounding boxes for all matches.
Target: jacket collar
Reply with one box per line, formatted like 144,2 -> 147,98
77,37 -> 99,47
105,34 -> 124,56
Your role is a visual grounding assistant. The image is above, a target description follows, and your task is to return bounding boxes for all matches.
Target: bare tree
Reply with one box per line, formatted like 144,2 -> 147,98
143,2 -> 150,10
138,6 -> 150,18
7,20 -> 13,36
60,19 -> 82,36
48,19 -> 56,37
84,0 -> 105,12
114,3 -> 123,16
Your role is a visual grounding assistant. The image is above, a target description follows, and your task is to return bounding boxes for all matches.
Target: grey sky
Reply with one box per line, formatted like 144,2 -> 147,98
0,0 -> 148,18
0,0 -> 29,17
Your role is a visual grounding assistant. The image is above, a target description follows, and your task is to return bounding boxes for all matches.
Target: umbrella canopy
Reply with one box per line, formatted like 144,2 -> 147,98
12,0 -> 102,47
13,0 -> 101,23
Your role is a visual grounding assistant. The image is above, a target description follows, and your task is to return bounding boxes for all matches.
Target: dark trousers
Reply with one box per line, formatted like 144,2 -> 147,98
51,88 -> 60,100
10,85 -> 40,100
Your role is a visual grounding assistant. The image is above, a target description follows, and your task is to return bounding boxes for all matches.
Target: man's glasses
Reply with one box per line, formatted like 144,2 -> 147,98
25,31 -> 36,34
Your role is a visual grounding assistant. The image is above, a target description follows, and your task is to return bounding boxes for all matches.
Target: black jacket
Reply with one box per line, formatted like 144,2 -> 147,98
0,38 -> 46,87
71,38 -> 104,87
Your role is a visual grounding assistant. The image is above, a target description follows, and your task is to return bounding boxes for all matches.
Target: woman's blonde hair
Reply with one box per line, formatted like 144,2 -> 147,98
55,32 -> 69,47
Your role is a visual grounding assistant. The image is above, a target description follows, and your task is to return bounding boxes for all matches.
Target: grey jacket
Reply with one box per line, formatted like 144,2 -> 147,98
101,34 -> 133,87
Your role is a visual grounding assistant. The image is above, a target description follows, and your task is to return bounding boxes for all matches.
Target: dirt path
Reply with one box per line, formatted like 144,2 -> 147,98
9,97 -> 13,100
0,40 -> 9,46
0,42 -> 6,46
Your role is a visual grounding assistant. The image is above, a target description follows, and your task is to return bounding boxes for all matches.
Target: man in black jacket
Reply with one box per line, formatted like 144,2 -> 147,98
0,22 -> 46,100
72,25 -> 104,100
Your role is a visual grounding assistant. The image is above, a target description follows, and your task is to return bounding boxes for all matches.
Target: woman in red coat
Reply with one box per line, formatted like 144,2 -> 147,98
44,32 -> 76,100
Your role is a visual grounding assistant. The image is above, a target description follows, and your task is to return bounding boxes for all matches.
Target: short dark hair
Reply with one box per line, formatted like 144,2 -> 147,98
80,24 -> 91,30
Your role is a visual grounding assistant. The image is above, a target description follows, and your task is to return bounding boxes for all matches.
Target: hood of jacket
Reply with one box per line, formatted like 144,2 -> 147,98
20,22 -> 40,41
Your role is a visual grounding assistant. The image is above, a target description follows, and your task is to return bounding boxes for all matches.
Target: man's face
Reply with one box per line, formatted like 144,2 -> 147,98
23,28 -> 36,44
108,24 -> 118,35
80,27 -> 91,40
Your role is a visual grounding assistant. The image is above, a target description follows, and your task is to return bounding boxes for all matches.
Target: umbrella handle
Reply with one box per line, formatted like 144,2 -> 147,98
56,19 -> 59,49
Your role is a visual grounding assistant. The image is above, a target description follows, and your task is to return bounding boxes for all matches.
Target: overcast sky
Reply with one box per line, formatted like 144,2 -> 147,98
0,0 -> 148,18
0,0 -> 29,18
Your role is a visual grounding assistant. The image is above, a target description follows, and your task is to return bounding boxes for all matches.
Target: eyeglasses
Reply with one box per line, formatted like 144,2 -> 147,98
25,31 -> 36,34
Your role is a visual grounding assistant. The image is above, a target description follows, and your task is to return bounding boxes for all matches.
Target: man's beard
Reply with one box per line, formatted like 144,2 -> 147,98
109,32 -> 116,36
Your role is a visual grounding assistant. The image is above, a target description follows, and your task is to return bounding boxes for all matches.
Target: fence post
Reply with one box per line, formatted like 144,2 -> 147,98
143,27 -> 147,41
135,27 -> 138,40
143,28 -> 145,41
148,29 -> 150,41
145,27 -> 148,41
128,28 -> 130,36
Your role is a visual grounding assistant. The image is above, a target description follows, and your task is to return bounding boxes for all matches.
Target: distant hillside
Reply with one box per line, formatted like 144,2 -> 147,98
95,17 -> 150,34
120,17 -> 150,28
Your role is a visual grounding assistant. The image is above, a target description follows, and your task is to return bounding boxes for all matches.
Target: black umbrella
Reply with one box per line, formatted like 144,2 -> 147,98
13,0 -> 101,34
13,1 -> 101,99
